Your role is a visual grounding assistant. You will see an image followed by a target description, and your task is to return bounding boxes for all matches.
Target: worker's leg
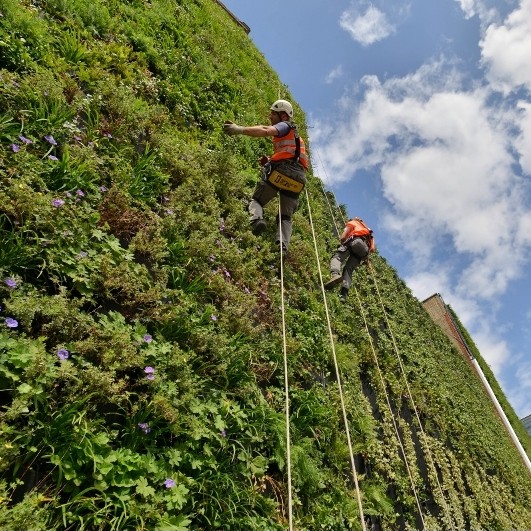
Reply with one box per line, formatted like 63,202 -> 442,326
276,193 -> 299,250
249,181 -> 277,234
341,238 -> 369,290
324,245 -> 350,290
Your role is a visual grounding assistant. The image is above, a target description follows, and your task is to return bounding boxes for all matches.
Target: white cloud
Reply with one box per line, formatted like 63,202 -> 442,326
312,1 -> 531,418
405,271 -> 451,303
516,100 -> 531,174
474,329 -> 511,375
453,0 -> 499,25
325,65 -> 344,84
339,4 -> 395,46
455,0 -> 478,18
480,0 -> 531,93
311,58 -> 531,305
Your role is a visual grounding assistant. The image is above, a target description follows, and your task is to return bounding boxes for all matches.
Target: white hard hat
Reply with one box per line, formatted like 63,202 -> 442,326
270,99 -> 293,118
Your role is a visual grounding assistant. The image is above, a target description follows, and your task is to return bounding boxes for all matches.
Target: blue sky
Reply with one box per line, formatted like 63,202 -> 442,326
222,0 -> 531,420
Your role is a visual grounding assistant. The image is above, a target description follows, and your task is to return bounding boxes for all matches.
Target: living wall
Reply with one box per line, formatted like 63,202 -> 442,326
0,0 -> 530,529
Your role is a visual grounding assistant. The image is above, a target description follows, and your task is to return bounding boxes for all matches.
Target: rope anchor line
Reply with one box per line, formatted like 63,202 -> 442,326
312,150 -> 455,529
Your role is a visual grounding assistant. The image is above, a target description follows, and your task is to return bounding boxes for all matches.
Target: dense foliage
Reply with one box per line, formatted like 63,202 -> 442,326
1,0 -> 530,529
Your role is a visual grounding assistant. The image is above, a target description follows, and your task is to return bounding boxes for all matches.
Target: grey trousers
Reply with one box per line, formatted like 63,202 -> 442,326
330,238 -> 369,290
249,180 -> 299,249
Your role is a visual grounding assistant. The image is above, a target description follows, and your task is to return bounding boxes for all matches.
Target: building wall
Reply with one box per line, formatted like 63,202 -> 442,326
422,293 -> 471,359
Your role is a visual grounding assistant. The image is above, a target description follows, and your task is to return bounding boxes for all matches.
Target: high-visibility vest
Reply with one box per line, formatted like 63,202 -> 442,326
341,218 -> 375,251
270,124 -> 308,170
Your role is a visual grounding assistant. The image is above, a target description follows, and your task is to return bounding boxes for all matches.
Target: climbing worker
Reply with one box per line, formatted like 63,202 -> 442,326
324,217 -> 375,301
222,99 -> 308,251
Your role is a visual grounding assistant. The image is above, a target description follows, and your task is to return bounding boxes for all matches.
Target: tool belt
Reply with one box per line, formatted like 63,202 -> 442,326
263,160 -> 306,196
267,169 -> 304,194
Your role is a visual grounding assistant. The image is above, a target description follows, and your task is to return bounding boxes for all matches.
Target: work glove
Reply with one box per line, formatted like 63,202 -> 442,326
223,121 -> 244,136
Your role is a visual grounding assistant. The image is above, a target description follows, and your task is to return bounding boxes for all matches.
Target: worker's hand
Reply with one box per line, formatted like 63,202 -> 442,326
259,155 -> 269,166
223,121 -> 244,136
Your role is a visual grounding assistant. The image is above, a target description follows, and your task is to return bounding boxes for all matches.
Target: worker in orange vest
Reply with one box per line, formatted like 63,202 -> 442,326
324,217 -> 375,300
223,99 -> 308,252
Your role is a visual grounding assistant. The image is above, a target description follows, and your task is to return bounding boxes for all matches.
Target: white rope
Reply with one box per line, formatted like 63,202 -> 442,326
321,182 -> 426,524
304,189 -> 367,531
368,263 -> 456,530
314,153 -> 453,528
353,286 -> 427,529
278,201 -> 294,531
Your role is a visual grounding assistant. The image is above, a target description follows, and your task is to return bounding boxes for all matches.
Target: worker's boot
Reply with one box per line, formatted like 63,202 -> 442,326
324,273 -> 342,290
251,218 -> 267,235
339,287 -> 349,302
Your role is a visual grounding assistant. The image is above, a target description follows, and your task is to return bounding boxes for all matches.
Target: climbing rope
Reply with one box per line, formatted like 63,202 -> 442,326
353,286 -> 427,528
304,189 -> 368,531
367,262 -> 456,530
312,163 -> 455,528
277,202 -> 294,531
318,181 -> 426,525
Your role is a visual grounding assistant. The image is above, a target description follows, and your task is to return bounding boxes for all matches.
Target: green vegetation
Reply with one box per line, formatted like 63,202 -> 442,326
447,306 -> 531,457
0,0 -> 530,529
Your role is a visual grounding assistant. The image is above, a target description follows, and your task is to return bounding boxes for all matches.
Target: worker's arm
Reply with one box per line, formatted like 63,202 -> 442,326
223,121 -> 278,137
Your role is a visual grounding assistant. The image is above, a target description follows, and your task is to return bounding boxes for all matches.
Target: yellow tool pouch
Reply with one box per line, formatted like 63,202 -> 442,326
267,169 -> 304,194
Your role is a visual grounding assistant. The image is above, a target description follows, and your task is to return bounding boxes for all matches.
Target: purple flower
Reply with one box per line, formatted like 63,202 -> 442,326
74,135 -> 82,142
48,155 -> 59,161
44,134 -> 57,146
51,198 -> 65,208
5,317 -> 18,328
144,366 -> 155,380
77,251 -> 88,259
99,185 -> 108,192
138,422 -> 151,434
57,348 -> 69,360
224,270 -> 231,278
219,220 -> 225,231
10,143 -> 20,153
4,278 -> 17,288
104,132 -> 113,139
209,254 -> 215,262
211,314 -> 218,322
165,209 -> 174,215
19,135 -> 32,144
220,429 -> 227,438
76,189 -> 85,197
143,334 -> 152,343
164,478 -> 176,489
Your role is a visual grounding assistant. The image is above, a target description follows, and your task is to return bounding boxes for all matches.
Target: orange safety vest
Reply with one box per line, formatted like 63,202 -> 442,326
341,218 -> 375,252
270,125 -> 308,170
